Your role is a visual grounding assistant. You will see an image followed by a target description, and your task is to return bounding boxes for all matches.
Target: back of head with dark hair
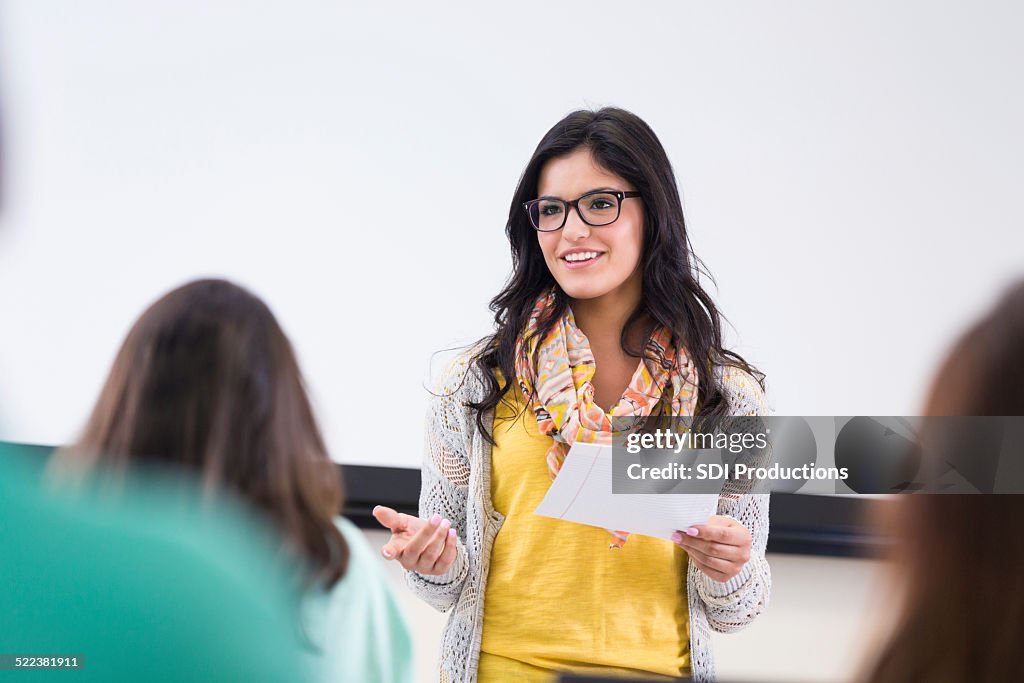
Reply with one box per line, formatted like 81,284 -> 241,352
867,279 -> 1024,683
70,278 -> 348,588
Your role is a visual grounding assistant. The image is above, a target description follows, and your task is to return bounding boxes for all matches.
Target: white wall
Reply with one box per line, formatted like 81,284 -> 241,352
364,527 -> 892,683
2,1 -> 1023,466
1,5 -> 1009,681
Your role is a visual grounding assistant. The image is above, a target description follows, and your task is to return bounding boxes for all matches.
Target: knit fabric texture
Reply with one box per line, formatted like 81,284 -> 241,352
406,353 -> 772,683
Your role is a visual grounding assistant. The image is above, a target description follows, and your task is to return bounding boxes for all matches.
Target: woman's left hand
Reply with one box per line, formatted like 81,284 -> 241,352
671,515 -> 752,583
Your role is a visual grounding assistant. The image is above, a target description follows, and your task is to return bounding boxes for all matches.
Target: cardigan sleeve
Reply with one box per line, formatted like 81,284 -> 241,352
403,357 -> 473,613
691,366 -> 773,633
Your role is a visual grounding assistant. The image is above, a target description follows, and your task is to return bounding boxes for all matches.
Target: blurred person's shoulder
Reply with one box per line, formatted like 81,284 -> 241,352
327,515 -> 409,622
301,516 -> 412,683
0,445 -> 311,682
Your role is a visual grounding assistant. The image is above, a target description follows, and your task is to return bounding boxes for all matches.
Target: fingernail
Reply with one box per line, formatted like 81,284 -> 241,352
430,514 -> 441,526
686,527 -> 699,537
382,548 -> 393,559
441,519 -> 451,530
372,505 -> 381,514
671,532 -> 683,543
448,529 -> 456,538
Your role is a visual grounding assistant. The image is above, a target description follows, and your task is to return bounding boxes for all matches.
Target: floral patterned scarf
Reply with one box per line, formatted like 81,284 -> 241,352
514,289 -> 699,547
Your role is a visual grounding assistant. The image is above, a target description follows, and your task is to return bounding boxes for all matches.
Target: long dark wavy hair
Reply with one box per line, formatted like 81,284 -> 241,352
65,279 -> 349,588
466,107 -> 763,442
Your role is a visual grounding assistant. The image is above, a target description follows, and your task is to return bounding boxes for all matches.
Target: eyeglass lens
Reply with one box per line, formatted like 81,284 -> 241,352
530,192 -> 620,231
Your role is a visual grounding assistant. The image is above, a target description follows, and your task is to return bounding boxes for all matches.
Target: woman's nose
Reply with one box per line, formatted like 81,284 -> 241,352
561,209 -> 591,241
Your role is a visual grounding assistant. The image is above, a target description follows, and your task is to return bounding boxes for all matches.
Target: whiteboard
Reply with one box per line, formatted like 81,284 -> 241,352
1,1 -> 1022,467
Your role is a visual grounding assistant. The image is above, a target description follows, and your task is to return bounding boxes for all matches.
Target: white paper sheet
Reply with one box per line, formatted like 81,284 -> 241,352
533,441 -> 722,540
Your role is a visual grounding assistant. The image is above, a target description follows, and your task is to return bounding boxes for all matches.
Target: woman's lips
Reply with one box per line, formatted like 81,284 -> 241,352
561,252 -> 605,269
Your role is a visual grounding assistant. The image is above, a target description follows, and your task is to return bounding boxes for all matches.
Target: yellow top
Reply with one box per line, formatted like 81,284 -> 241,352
477,383 -> 691,683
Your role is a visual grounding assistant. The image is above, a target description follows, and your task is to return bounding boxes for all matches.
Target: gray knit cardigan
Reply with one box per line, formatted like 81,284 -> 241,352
406,355 -> 772,683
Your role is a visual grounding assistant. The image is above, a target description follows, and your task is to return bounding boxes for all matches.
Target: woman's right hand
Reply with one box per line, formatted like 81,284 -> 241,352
371,505 -> 459,576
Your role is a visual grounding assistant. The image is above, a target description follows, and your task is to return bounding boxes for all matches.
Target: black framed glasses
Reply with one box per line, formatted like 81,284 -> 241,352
523,189 -> 642,232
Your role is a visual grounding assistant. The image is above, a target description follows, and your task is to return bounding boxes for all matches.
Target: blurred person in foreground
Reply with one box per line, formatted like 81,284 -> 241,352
0,92 -> 307,683
54,277 -> 413,683
863,279 -> 1024,682
1,444 -> 311,681
0,97 -> 308,681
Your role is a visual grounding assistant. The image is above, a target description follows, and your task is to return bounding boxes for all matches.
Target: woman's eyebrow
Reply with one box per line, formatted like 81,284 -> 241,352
538,186 -> 620,199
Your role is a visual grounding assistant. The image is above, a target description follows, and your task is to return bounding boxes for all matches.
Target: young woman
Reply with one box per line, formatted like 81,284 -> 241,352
375,108 -> 771,682
60,278 -> 412,683
863,280 -> 1024,683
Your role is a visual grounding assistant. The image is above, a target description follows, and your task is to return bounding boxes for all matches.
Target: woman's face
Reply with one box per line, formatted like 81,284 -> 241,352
535,147 -> 644,305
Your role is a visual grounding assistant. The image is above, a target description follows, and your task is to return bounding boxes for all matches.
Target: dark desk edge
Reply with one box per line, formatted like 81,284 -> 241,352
2,443 -> 888,559
341,463 -> 889,559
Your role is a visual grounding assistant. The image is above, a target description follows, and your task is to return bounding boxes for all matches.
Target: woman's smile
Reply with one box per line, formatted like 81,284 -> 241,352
559,249 -> 606,269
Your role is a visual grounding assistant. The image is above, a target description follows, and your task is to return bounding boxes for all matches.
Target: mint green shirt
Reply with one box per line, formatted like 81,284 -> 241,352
301,517 -> 413,683
0,443 -> 311,682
